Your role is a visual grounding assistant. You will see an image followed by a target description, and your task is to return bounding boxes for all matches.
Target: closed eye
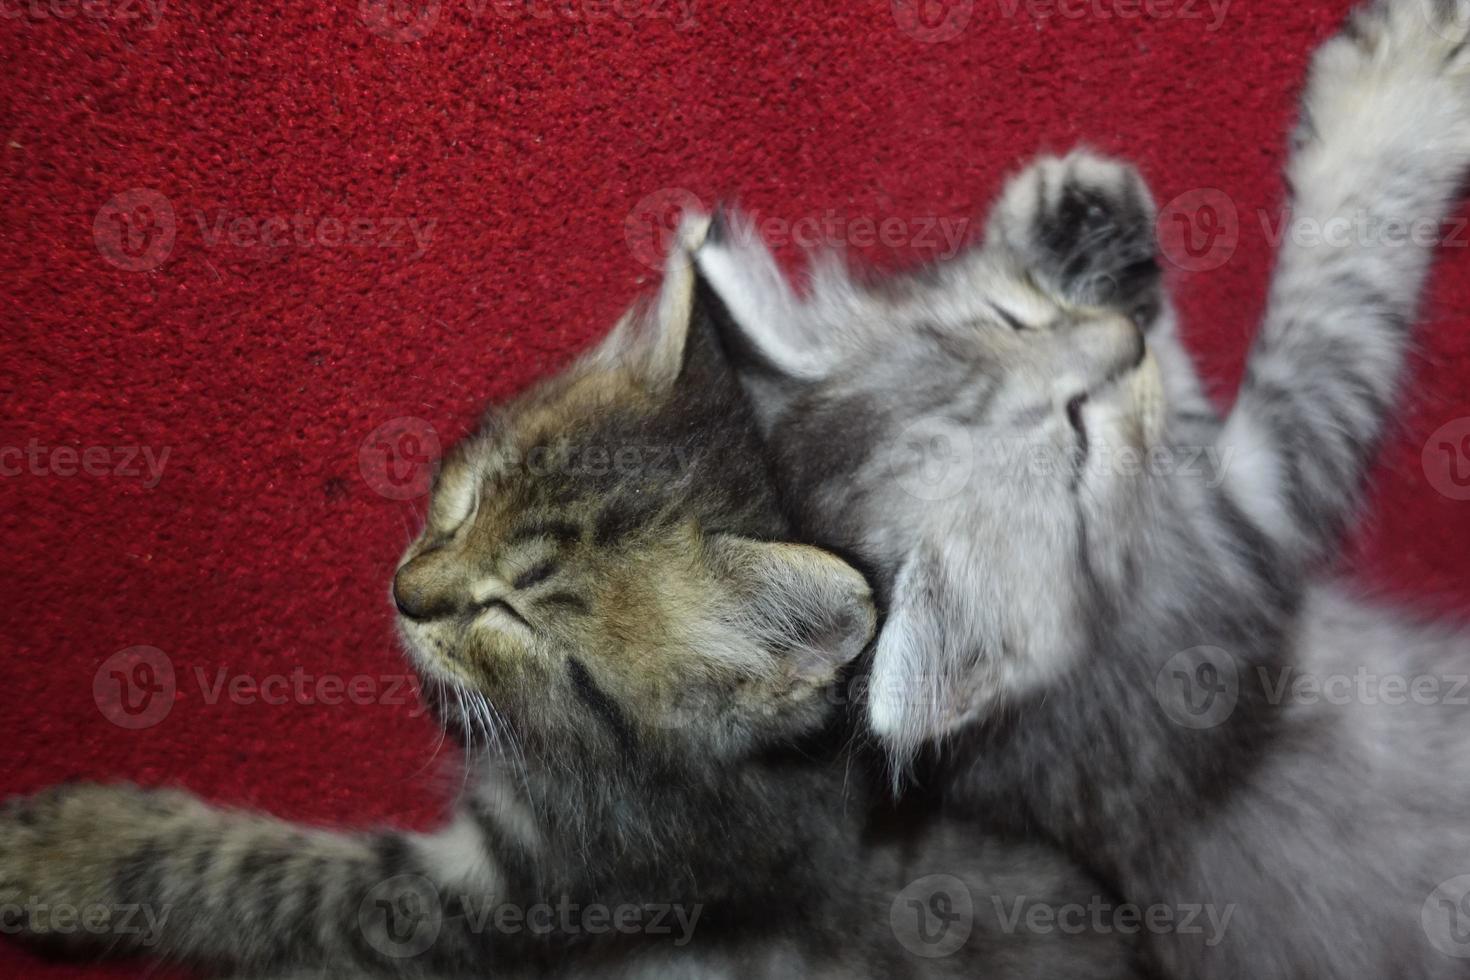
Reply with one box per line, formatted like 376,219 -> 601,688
513,561 -> 558,591
989,302 -> 1030,332
478,598 -> 531,629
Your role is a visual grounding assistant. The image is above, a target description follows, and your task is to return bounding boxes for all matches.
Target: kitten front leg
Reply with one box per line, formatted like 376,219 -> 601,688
1219,0 -> 1470,561
0,782 -> 491,974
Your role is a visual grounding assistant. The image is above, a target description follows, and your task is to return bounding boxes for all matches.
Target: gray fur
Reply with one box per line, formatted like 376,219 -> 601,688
699,2 -> 1470,975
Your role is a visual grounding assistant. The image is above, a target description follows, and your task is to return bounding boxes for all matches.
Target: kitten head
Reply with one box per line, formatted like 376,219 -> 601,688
697,152 -> 1172,761
394,217 -> 875,765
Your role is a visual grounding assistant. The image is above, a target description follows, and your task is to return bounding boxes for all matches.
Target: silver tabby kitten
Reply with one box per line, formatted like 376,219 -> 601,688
0,221 -> 1144,979
696,1 -> 1470,976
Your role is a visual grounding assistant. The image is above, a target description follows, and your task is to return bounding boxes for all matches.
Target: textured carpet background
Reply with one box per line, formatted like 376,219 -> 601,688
3,1 -> 1470,977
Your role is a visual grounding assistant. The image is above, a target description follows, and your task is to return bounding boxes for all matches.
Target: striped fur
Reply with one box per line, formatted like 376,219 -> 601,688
0,222 -> 1144,978
700,2 -> 1470,976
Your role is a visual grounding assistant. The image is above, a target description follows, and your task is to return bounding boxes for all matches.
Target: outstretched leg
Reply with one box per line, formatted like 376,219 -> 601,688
0,783 -> 498,973
1218,0 -> 1470,563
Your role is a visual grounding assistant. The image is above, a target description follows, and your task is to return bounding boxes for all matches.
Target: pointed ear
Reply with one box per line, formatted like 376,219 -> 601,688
693,212 -> 839,426
707,535 -> 876,684
585,211 -> 712,391
867,545 -> 981,760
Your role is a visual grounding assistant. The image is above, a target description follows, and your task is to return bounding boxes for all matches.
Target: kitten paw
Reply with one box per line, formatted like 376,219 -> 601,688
0,783 -> 199,939
1302,0 -> 1470,175
985,150 -> 1161,326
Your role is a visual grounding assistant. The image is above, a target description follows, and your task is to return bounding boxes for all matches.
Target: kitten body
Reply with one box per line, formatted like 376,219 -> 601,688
698,3 -> 1470,975
0,222 -> 1143,979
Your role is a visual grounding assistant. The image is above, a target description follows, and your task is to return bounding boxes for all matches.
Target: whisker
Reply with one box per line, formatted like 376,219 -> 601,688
410,676 -> 452,780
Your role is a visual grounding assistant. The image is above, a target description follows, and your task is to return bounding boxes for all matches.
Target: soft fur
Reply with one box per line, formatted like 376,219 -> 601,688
0,222 -> 1144,979
698,1 -> 1470,975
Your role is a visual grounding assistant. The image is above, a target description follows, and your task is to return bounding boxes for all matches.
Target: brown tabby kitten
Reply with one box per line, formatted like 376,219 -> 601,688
0,219 -> 1143,979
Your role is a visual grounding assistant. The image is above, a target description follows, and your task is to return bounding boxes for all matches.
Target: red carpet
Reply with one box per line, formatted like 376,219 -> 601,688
3,2 -> 1470,977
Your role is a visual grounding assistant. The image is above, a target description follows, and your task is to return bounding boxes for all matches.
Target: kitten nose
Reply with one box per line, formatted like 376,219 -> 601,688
393,563 -> 459,622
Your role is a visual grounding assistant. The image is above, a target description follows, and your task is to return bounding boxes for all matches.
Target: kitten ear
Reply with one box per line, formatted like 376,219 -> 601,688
694,212 -> 836,425
707,535 -> 876,684
867,545 -> 984,760
587,211 -> 713,391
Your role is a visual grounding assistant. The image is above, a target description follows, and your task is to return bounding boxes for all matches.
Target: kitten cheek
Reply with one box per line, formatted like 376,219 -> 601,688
401,640 -> 470,688
395,625 -> 438,674
1083,353 -> 1168,464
